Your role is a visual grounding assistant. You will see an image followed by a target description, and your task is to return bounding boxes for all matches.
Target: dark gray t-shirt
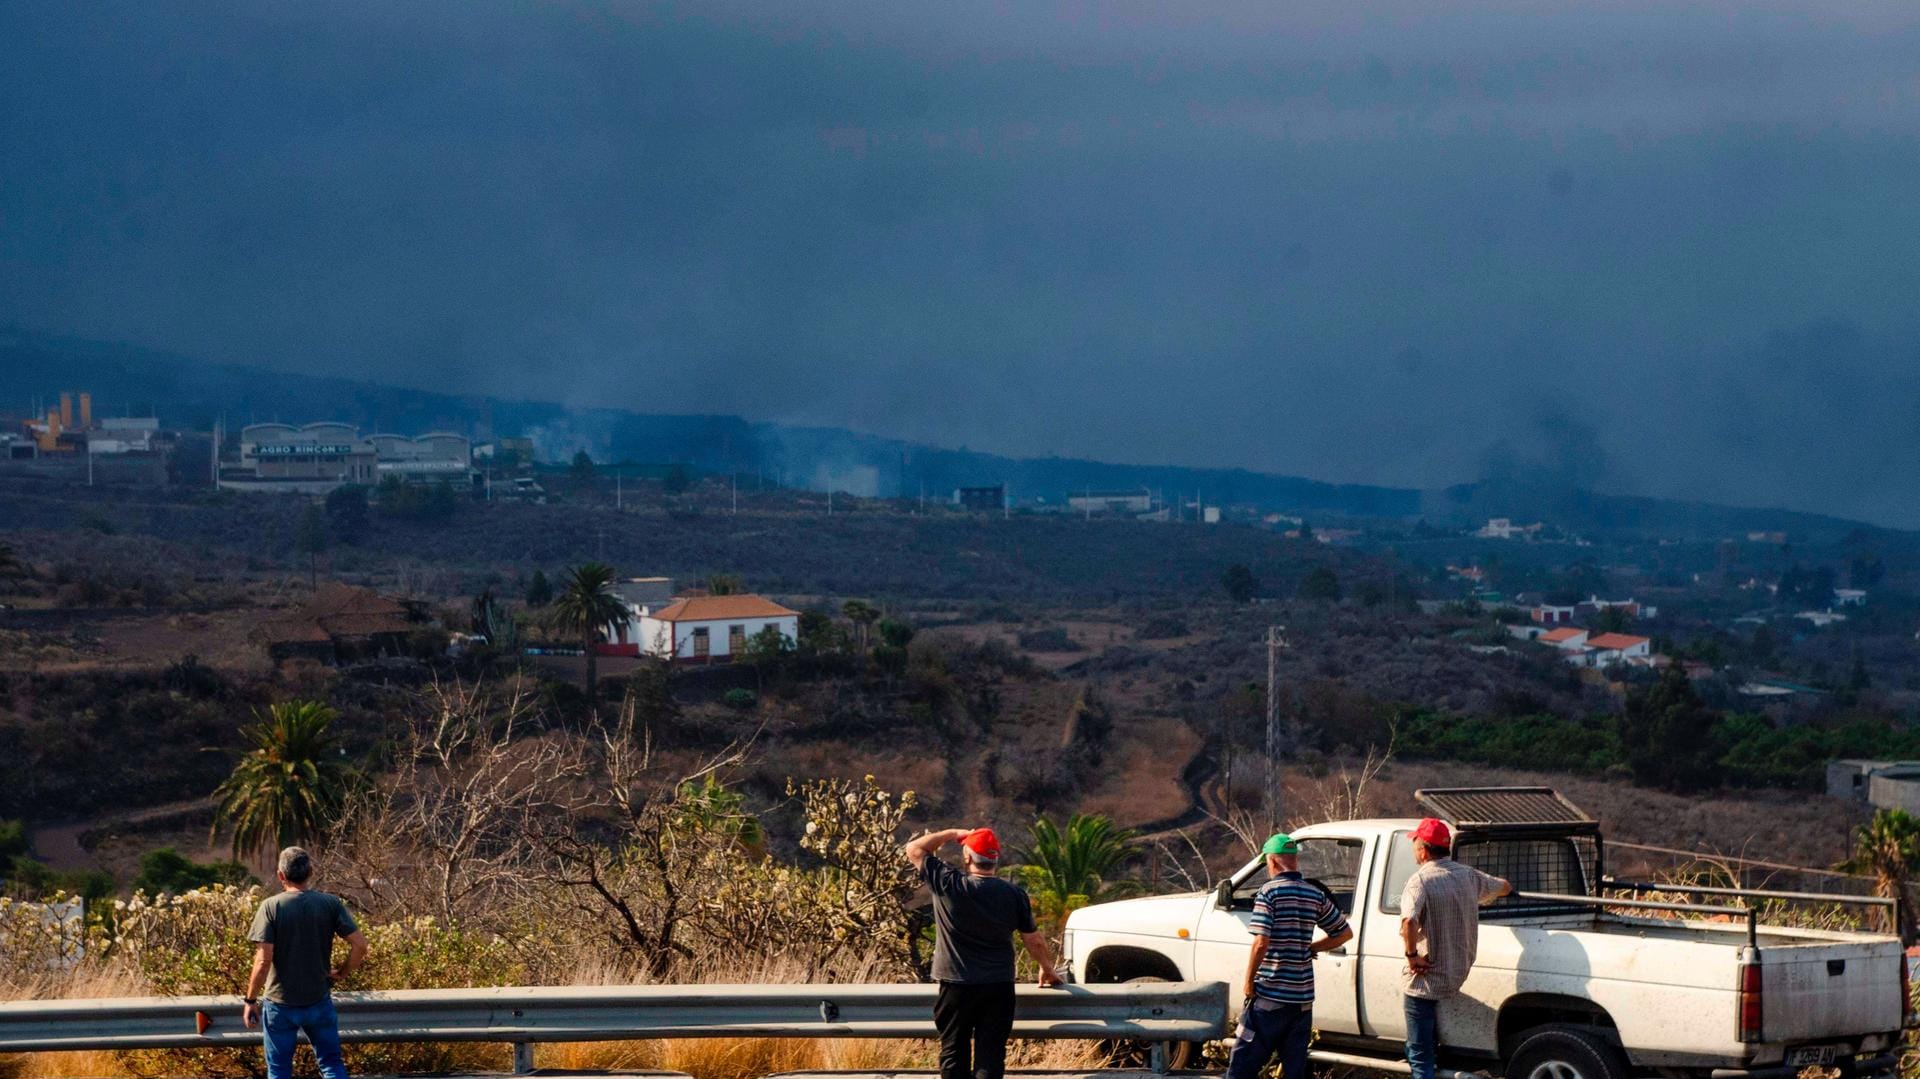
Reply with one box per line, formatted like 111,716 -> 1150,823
248,889 -> 359,1006
921,856 -> 1037,984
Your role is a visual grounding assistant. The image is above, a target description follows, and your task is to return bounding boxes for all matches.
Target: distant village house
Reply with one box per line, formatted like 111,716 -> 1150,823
264,583 -> 420,664
597,580 -> 799,663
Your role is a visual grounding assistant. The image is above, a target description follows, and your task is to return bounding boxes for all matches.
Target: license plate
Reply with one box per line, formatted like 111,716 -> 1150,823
1787,1046 -> 1839,1067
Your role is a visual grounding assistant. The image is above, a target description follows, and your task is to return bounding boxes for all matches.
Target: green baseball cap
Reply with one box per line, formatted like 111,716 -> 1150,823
1261,833 -> 1299,855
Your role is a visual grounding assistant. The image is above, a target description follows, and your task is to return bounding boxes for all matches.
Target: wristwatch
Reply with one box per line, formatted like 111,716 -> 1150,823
243,996 -> 258,1005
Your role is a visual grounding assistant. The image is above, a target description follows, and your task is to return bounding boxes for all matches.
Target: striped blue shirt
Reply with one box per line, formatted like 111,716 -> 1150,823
1248,872 -> 1349,1004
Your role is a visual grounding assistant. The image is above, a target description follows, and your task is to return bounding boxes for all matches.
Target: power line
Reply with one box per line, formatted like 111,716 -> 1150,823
1264,624 -> 1287,832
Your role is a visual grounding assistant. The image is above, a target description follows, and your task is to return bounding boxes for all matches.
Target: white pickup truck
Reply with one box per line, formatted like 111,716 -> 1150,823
1063,788 -> 1909,1079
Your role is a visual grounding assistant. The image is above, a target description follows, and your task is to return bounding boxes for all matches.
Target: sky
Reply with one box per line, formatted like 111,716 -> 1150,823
4,2 -> 1919,524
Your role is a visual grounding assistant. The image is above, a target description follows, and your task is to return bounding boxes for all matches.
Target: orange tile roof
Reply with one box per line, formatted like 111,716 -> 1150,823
1540,627 -> 1587,643
650,595 -> 799,622
1586,633 -> 1650,650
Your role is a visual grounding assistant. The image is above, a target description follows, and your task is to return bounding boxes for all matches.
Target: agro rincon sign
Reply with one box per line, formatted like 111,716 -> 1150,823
254,444 -> 357,456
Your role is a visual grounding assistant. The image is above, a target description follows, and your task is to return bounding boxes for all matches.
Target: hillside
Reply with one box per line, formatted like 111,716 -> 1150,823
3,326 -> 1898,541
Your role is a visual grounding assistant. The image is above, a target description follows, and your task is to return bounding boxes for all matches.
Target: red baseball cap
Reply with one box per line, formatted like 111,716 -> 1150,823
1411,818 -> 1452,847
963,828 -> 1001,860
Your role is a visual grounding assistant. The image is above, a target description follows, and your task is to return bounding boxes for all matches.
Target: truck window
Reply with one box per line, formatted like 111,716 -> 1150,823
1380,831 -> 1593,915
1227,838 -> 1363,912
1296,837 -> 1364,914
1379,830 -> 1416,914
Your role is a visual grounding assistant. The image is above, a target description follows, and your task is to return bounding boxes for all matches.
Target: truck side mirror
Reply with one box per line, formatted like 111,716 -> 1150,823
1214,880 -> 1234,910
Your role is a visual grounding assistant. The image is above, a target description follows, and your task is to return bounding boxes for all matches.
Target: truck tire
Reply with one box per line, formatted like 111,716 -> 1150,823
1504,1025 -> 1628,1079
1116,975 -> 1199,1070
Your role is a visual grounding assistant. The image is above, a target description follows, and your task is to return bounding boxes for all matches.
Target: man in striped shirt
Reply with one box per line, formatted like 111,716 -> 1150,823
1227,833 -> 1354,1079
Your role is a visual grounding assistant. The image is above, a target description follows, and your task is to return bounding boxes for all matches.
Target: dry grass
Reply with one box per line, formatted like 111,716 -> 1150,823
0,967 -> 145,1079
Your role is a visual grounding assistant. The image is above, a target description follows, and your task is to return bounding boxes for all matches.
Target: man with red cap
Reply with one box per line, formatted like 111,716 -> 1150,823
905,826 -> 1062,1079
1399,818 -> 1511,1079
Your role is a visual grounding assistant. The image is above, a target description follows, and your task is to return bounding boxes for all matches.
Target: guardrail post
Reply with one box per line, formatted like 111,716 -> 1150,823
511,1040 -> 534,1075
1149,1040 -> 1169,1074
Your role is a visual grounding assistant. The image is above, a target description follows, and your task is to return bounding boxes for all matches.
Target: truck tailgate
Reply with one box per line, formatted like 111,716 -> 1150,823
1761,940 -> 1903,1043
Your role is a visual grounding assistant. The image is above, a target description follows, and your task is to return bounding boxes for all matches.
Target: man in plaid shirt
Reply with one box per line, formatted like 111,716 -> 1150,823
1227,833 -> 1353,1079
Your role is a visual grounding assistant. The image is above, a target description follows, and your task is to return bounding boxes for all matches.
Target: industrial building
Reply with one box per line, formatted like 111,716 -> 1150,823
369,432 -> 475,481
953,485 -> 1006,512
222,423 -> 474,493
1067,488 -> 1156,516
4,390 -> 172,483
1827,759 -> 1920,813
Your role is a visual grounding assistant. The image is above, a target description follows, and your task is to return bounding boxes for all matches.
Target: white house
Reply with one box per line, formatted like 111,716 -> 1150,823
1581,595 -> 1658,619
1540,627 -> 1589,651
1476,518 -> 1542,540
1530,604 -> 1578,625
1833,589 -> 1868,607
1797,609 -> 1847,628
1583,632 -> 1653,668
635,595 -> 800,663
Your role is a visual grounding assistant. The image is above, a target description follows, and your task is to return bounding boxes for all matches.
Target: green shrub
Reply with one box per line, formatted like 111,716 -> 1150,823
723,687 -> 757,710
112,886 -> 517,1078
131,848 -> 252,895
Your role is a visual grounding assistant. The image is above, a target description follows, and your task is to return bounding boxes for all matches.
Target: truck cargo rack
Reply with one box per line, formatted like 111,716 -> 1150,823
1606,880 -> 1896,916
1415,786 -> 1598,834
1419,787 -> 1605,911
1517,890 -> 1763,947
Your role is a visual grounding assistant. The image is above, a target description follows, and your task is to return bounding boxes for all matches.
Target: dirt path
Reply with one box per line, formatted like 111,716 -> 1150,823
29,796 -> 217,872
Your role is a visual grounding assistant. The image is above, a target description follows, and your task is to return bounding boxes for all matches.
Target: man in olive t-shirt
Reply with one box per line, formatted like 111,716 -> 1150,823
242,847 -> 370,1079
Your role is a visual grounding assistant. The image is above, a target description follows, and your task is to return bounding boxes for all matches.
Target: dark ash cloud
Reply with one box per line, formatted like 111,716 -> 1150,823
3,1 -> 1919,523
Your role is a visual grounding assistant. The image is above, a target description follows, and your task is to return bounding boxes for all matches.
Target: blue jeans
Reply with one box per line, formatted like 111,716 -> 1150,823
1227,1001 -> 1313,1079
262,997 -> 349,1079
1404,995 -> 1439,1079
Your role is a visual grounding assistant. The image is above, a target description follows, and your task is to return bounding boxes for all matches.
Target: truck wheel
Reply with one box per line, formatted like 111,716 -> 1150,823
1114,975 -> 1198,1070
1504,1025 -> 1628,1079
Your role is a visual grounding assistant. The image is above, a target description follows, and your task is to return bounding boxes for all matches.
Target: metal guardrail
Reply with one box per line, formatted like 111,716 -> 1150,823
0,982 -> 1228,1072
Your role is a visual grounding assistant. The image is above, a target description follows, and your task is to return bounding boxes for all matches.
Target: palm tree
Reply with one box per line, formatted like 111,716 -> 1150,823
549,562 -> 626,699
213,700 -> 352,863
1840,808 -> 1920,942
1013,814 -> 1141,922
842,599 -> 879,652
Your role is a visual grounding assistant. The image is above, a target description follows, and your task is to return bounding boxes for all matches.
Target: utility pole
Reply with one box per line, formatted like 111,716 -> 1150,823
1264,624 -> 1288,833
616,470 -> 623,510
731,472 -> 737,515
